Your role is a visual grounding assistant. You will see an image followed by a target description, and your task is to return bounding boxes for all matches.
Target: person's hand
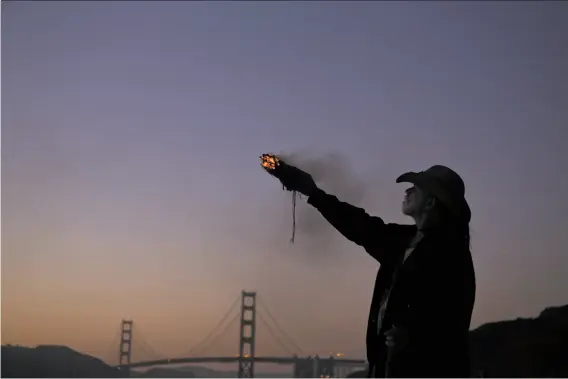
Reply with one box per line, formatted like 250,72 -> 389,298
384,325 -> 409,355
277,162 -> 317,197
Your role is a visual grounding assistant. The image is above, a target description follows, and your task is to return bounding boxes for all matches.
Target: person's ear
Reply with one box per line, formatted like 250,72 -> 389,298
424,197 -> 437,212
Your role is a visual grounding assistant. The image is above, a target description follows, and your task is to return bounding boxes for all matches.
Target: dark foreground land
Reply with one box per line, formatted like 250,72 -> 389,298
2,305 -> 567,378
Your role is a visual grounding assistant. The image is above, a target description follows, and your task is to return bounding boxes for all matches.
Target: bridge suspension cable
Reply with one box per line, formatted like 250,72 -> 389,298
258,297 -> 305,355
132,324 -> 167,360
131,340 -> 160,362
100,327 -> 121,365
192,312 -> 240,356
257,312 -> 295,356
179,295 -> 241,357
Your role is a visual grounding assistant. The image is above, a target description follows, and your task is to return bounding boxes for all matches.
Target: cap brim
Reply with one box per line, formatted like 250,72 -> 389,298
397,171 -> 472,223
396,172 -> 420,184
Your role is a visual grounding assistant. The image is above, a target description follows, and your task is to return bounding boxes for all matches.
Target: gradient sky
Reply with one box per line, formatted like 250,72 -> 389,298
2,0 -> 568,368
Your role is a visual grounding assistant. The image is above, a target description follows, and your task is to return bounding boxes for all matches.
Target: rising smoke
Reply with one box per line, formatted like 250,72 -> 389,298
251,150 -> 392,342
266,149 -> 374,264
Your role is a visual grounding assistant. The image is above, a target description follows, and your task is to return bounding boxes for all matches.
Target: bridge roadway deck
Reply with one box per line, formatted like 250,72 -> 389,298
118,356 -> 366,369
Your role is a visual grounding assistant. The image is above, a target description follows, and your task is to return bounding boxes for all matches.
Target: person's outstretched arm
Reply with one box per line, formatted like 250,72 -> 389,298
262,157 -> 414,263
307,187 -> 415,265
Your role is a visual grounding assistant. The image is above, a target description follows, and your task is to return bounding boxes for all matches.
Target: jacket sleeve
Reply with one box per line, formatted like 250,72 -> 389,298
307,188 -> 415,265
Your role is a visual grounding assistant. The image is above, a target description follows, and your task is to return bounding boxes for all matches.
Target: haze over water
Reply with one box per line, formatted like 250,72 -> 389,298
2,1 -> 567,367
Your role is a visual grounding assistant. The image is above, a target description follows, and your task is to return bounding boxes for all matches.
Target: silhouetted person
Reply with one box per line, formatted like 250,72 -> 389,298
270,163 -> 476,378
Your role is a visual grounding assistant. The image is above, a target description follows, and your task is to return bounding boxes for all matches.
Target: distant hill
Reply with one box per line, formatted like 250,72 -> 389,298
2,305 -> 567,378
132,367 -> 195,377
0,345 -> 123,378
469,304 -> 568,377
132,366 -> 226,378
132,366 -> 290,378
0,345 -> 287,378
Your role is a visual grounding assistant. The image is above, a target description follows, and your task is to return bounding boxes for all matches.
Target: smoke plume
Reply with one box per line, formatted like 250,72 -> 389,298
266,149 -> 372,264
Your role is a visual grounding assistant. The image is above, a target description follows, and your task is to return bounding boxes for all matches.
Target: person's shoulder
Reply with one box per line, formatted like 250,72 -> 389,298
383,223 -> 417,249
386,223 -> 417,236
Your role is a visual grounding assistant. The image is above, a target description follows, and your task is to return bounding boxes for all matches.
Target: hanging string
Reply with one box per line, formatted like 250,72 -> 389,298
290,190 -> 297,244
267,154 -> 296,244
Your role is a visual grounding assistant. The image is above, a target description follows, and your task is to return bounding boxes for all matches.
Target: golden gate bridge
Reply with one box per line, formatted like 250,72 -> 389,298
109,291 -> 366,378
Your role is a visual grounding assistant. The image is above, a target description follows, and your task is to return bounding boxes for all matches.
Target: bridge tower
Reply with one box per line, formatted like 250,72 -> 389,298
238,291 -> 256,378
119,320 -> 133,377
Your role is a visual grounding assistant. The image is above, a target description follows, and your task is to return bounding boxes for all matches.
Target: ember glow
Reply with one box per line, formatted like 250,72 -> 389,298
260,153 -> 281,171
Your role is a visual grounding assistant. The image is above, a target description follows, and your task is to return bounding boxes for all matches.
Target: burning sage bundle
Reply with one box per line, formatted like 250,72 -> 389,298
259,153 -> 298,243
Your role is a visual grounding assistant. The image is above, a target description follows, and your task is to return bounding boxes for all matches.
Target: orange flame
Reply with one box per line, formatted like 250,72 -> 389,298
260,153 -> 281,170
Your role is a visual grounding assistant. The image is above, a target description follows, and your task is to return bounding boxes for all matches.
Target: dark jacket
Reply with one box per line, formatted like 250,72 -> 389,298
308,188 -> 476,378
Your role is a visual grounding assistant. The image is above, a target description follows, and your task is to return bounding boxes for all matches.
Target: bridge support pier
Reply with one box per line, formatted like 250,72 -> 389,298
317,356 -> 335,378
238,291 -> 256,378
293,357 -> 314,378
119,320 -> 133,377
335,365 -> 347,378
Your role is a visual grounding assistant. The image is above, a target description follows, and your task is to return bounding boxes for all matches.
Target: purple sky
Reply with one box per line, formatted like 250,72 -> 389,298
2,0 -> 568,368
